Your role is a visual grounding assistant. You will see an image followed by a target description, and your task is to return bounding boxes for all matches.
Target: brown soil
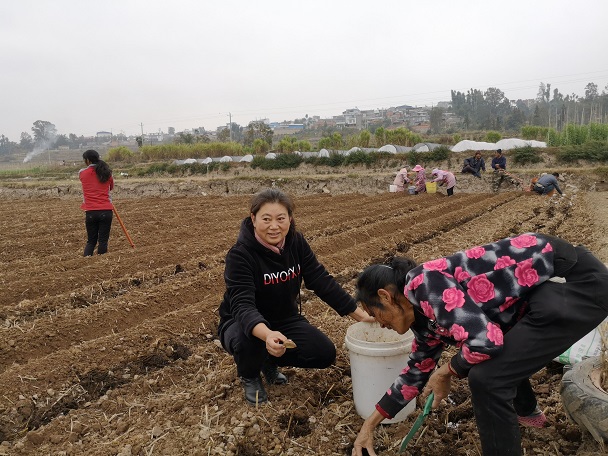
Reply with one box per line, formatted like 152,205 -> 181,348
0,171 -> 607,456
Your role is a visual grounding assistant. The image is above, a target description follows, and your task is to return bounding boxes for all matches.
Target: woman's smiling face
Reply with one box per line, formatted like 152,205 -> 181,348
251,202 -> 291,246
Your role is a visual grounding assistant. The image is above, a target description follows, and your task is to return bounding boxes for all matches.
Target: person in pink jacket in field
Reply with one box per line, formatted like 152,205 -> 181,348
432,168 -> 456,196
79,149 -> 114,256
412,164 -> 426,194
351,233 -> 608,456
392,167 -> 410,192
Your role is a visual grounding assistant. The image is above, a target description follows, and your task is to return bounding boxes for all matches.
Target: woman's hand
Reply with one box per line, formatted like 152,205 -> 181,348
349,307 -> 375,323
422,363 -> 453,408
265,331 -> 289,357
352,410 -> 384,456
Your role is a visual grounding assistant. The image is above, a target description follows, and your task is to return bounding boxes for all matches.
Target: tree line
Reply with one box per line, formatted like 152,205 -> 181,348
2,81 -> 607,157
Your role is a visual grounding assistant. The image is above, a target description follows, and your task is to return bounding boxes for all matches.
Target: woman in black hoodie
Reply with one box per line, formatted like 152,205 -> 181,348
218,189 -> 373,404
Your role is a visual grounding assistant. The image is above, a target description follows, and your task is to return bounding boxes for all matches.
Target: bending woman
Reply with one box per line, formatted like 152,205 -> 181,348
351,233 -> 608,456
79,149 -> 114,256
218,189 -> 373,405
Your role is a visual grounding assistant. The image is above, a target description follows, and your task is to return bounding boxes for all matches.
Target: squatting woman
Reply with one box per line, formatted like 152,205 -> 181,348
218,189 -> 373,405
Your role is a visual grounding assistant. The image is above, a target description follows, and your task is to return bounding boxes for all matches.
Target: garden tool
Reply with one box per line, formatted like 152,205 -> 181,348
113,206 -> 135,248
399,392 -> 434,453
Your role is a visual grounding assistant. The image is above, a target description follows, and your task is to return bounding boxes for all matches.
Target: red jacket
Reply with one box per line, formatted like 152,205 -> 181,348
79,165 -> 114,211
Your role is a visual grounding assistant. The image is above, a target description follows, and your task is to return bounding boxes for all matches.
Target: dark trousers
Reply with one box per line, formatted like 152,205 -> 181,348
462,165 -> 481,177
468,246 -> 608,455
220,314 -> 337,378
84,210 -> 113,256
447,186 -> 454,196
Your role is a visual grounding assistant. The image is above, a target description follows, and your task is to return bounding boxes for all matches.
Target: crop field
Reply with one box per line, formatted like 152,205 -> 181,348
0,188 -> 607,455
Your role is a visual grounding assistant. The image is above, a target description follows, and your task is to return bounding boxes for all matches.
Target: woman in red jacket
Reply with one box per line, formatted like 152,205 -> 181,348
79,149 -> 114,256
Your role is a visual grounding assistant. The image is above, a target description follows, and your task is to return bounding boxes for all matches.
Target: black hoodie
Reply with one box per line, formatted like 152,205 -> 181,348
218,217 -> 357,340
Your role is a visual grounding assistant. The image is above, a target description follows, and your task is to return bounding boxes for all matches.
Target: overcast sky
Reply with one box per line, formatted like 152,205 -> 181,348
2,0 -> 607,141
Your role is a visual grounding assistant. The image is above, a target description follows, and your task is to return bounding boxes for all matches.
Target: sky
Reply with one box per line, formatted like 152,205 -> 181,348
2,0 -> 608,142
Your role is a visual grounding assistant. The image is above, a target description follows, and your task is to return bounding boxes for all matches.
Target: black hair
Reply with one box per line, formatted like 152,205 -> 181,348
83,149 -> 112,183
496,149 -> 502,154
552,172 -> 559,177
355,257 -> 418,310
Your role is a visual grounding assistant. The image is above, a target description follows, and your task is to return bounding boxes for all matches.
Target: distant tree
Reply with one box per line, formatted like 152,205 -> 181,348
429,107 -> 445,134
585,82 -> 598,101
31,120 -> 57,147
217,128 -> 230,142
244,121 -> 273,147
296,140 -> 312,151
0,135 -> 13,155
20,132 -> 34,150
252,138 -> 269,154
374,127 -> 386,147
359,130 -> 371,148
277,137 -> 297,153
135,136 -> 143,147
505,107 -> 527,131
54,134 -> 69,148
175,132 -> 195,144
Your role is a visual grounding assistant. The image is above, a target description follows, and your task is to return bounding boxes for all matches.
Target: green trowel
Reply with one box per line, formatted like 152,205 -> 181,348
398,392 -> 434,453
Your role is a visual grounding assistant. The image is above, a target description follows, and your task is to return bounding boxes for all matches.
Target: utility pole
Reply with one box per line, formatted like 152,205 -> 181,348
140,123 -> 144,146
228,113 -> 232,142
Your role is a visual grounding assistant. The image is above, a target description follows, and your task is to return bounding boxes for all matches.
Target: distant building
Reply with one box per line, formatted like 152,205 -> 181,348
96,131 -> 112,139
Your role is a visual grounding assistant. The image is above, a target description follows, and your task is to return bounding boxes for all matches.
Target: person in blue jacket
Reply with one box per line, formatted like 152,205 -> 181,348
533,172 -> 565,196
351,233 -> 608,456
218,189 -> 373,405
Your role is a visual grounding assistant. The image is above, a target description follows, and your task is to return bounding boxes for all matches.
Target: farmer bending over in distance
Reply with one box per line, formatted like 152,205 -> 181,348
218,189 -> 374,405
351,233 -> 608,456
533,172 -> 565,197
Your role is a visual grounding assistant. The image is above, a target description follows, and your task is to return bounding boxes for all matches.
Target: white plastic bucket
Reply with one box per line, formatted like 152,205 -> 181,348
345,322 -> 416,423
389,184 -> 398,192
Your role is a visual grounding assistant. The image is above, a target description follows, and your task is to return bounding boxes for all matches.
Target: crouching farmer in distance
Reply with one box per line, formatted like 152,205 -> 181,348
217,189 -> 373,405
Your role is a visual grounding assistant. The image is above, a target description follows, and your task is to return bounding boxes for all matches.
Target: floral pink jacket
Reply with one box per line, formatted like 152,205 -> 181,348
376,233 -> 556,419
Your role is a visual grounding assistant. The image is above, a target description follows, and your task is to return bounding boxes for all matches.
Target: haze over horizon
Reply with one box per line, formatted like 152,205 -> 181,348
2,0 -> 608,142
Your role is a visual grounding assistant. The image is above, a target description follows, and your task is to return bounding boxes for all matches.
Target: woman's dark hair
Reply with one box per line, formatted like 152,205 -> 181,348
83,149 -> 112,183
355,257 -> 418,310
250,189 -> 296,227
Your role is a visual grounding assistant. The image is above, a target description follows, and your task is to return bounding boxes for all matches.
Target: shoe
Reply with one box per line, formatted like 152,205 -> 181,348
240,376 -> 268,405
262,359 -> 288,385
517,406 -> 547,428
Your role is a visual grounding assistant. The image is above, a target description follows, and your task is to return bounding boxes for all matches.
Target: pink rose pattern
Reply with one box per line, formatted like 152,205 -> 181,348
499,296 -> 519,312
467,274 -> 495,303
415,358 -> 436,372
510,234 -> 538,249
420,301 -> 435,320
408,273 -> 424,291
423,258 -> 447,271
486,322 -> 504,346
494,255 -> 516,270
382,233 -> 555,418
514,259 -> 539,287
450,324 -> 469,345
442,288 -> 465,311
465,246 -> 486,259
463,345 -> 491,364
454,266 -> 471,282
400,384 -> 419,401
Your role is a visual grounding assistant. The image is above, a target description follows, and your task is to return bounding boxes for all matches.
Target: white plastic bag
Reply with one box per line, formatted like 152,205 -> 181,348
555,317 -> 608,365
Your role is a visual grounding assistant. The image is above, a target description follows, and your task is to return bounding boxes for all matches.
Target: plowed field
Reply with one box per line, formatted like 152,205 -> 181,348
1,188 -> 607,456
